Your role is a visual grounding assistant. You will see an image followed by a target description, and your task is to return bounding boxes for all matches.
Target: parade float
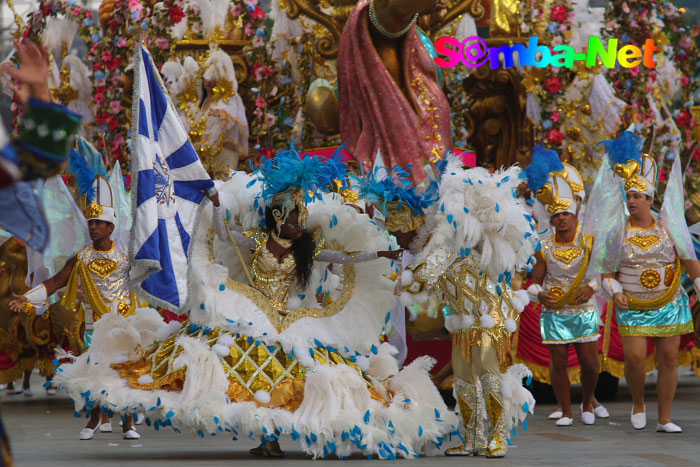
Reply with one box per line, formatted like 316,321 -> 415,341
0,0 -> 698,399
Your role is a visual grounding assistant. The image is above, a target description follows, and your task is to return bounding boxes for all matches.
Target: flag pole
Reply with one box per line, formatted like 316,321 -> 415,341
224,220 -> 255,286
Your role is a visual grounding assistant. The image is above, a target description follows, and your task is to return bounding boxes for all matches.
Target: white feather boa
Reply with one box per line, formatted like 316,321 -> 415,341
54,173 -> 457,458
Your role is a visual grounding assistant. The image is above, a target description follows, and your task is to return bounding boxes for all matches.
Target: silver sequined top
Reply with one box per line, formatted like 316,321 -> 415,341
541,229 -> 597,314
78,241 -> 130,306
620,218 -> 681,301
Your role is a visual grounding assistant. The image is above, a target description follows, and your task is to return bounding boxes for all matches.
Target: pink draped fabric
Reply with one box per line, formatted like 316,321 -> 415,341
338,0 -> 452,183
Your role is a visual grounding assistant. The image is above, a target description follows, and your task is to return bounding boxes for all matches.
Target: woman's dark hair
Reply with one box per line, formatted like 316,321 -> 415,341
264,207 -> 315,288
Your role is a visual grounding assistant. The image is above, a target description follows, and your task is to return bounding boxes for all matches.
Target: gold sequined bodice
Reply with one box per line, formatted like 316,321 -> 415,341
250,232 -> 297,314
77,242 -> 130,304
541,228 -> 595,311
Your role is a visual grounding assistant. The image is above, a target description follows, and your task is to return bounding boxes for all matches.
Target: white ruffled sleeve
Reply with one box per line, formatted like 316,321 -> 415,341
316,250 -> 379,264
213,205 -> 255,249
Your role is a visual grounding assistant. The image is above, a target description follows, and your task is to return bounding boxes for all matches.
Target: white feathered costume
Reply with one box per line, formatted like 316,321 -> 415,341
54,170 -> 457,459
401,155 -> 537,457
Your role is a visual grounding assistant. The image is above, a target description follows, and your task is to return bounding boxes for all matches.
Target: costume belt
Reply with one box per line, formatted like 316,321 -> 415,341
622,258 -> 683,311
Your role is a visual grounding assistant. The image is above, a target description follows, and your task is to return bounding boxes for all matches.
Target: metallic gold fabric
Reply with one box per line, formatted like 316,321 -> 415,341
113,321 -> 376,410
481,373 -> 507,458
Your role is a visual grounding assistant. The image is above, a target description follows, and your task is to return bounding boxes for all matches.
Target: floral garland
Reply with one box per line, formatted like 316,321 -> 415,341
521,0 -> 577,151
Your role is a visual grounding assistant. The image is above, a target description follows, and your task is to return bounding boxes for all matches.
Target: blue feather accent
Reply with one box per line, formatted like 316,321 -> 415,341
598,131 -> 643,167
351,163 -> 435,217
255,143 -> 348,206
524,145 -> 563,192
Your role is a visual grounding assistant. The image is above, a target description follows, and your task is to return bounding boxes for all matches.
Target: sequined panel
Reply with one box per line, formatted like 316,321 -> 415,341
542,229 -> 596,311
78,243 -> 130,303
112,321 -> 372,411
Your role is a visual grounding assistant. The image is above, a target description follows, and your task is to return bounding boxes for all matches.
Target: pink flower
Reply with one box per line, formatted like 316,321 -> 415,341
231,4 -> 243,16
256,96 -> 267,109
155,37 -> 170,50
128,0 -> 143,13
546,128 -> 564,144
253,107 -> 264,119
252,35 -> 265,47
111,73 -> 123,86
116,37 -> 128,48
550,4 -> 568,23
544,76 -> 563,94
111,133 -> 125,154
245,23 -> 255,36
244,0 -> 258,6
680,75 -> 690,87
621,3 -> 630,13
679,38 -> 692,49
629,67 -> 640,77
110,100 -> 122,114
551,111 -> 561,123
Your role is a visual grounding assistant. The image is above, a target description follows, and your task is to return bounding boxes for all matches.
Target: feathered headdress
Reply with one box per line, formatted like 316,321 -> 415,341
524,145 -> 564,193
253,144 -> 347,231
352,162 -> 435,233
598,131 -> 655,197
68,138 -> 113,223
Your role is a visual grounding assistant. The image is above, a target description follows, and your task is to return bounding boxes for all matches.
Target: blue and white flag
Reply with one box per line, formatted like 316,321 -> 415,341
130,44 -> 215,312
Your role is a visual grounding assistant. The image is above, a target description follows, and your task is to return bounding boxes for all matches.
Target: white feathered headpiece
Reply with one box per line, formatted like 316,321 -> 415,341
414,154 -> 538,281
192,0 -> 230,38
203,49 -> 238,92
44,17 -> 79,55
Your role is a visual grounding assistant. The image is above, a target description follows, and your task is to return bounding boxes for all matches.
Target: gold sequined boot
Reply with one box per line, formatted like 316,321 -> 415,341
481,373 -> 507,458
445,378 -> 485,456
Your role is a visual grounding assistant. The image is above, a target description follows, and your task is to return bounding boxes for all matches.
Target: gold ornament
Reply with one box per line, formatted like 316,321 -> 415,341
384,201 -> 425,233
211,79 -> 235,102
546,198 -> 572,214
664,264 -> 675,287
552,247 -> 581,265
628,234 -> 660,251
83,201 -> 104,219
640,269 -> 661,290
87,259 -> 118,280
614,160 -> 648,192
536,184 -> 554,204
305,86 -> 339,136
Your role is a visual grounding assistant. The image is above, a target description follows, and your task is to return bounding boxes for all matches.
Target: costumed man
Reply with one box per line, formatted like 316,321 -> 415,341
526,157 -> 601,427
397,154 -> 536,457
591,131 -> 700,433
338,0 -> 452,182
10,174 -> 140,441
525,149 -> 610,426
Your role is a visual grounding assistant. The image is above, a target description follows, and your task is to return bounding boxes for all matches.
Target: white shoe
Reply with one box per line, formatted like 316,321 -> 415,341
123,429 -> 140,440
548,410 -> 563,419
79,427 -> 96,440
656,422 -> 682,433
46,388 -> 56,396
23,388 -> 33,397
631,410 -> 647,430
555,416 -> 573,426
580,405 -> 595,425
134,413 -> 144,425
99,422 -> 112,433
593,405 -> 609,418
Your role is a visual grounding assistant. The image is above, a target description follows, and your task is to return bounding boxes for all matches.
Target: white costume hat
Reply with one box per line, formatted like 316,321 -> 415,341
83,175 -> 116,224
562,162 -> 586,200
539,174 -> 577,216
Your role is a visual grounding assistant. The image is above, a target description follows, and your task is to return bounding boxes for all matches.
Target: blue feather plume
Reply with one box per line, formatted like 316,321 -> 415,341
255,143 -> 348,206
524,145 -> 563,192
67,137 -> 108,202
351,164 -> 435,216
597,131 -> 643,167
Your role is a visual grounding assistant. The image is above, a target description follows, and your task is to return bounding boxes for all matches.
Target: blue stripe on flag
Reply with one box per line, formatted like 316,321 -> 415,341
137,219 -> 181,308
165,141 -> 199,170
175,212 -> 191,257
136,170 -> 156,207
138,99 -> 149,138
173,179 -> 213,204
142,48 -> 168,140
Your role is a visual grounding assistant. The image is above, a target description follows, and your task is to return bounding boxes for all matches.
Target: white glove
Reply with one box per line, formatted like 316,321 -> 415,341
602,278 -> 623,299
694,277 -> 700,296
25,284 -> 47,308
527,284 -> 543,303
